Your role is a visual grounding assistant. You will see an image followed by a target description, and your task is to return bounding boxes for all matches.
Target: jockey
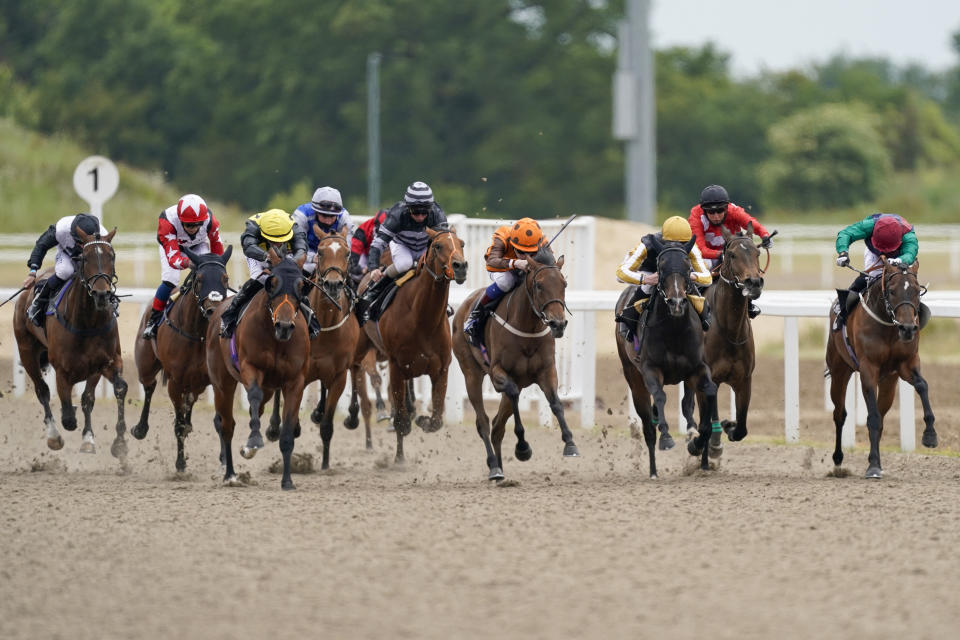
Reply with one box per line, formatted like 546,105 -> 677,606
142,194 -> 224,339
347,209 -> 389,286
833,213 -> 917,329
24,213 -> 108,326
219,209 -> 318,338
615,216 -> 713,341
357,181 -> 448,324
688,184 -> 772,318
463,217 -> 546,346
292,186 -> 354,275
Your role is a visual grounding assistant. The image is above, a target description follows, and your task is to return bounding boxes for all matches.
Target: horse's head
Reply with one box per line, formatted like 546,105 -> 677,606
313,225 -> 349,301
181,245 -> 232,318
881,260 -> 926,342
74,227 -> 118,311
264,255 -> 305,342
523,249 -> 568,337
654,237 -> 694,318
719,223 -> 764,301
425,227 -> 468,284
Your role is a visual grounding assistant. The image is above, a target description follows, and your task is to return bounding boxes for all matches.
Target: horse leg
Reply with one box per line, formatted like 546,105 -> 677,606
371,368 -> 389,421
680,381 -> 697,444
859,365 -> 884,479
405,379 -> 416,416
827,355 -> 853,470
901,360 -> 937,448
169,380 -> 190,473
639,364 -> 669,453
310,385 -> 327,425
415,366 -> 447,433
19,340 -> 61,450
621,351 -> 658,478
685,366 -> 718,469
132,354 -> 158,440
240,379 -> 266,459
490,396 -> 513,471
214,385 -> 240,485
489,365 -> 531,462
108,365 -> 129,459
536,367 -> 579,458
56,372 -> 78,436
725,378 -> 751,443
389,363 -> 410,463
343,364 -> 361,430
266,389 -> 282,442
279,378 -> 306,490
78,375 -> 98,454
462,360 -> 500,480
320,372 -> 348,470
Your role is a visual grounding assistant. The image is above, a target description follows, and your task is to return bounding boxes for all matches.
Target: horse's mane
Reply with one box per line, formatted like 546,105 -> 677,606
528,246 -> 556,266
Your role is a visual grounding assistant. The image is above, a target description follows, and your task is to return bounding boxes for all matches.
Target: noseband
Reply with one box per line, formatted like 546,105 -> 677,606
716,237 -> 760,290
864,266 -> 926,328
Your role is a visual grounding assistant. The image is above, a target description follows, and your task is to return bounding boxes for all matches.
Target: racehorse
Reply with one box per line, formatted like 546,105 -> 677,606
687,223 -> 766,452
358,227 -> 467,462
615,238 -> 719,478
451,249 -> 578,481
265,227 -> 358,470
206,252 -> 310,490
13,227 -> 129,457
132,246 -> 233,472
826,261 -> 935,478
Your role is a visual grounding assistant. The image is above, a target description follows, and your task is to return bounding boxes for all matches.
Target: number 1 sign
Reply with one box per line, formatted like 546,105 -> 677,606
73,156 -> 119,221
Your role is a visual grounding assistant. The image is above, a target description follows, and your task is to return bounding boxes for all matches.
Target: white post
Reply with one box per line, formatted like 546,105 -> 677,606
445,353 -> 465,426
855,372 -> 867,426
898,380 -> 915,452
580,310 -> 597,429
783,316 -> 799,442
842,378 -> 856,448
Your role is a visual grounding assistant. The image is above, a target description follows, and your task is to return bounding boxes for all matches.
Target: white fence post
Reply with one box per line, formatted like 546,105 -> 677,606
898,380 -> 915,452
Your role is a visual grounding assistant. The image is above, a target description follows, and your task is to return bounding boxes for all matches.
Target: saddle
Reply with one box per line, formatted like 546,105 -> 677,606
366,269 -> 415,322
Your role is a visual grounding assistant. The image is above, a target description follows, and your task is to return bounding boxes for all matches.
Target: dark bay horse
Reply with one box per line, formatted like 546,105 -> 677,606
266,227 -> 359,470
615,238 -> 718,478
132,245 -> 233,472
206,254 -> 310,490
451,250 -> 578,481
13,228 -> 129,456
826,261 -> 935,479
687,224 -> 766,453
358,227 -> 467,463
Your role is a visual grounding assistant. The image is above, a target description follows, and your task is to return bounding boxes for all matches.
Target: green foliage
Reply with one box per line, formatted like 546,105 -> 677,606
759,103 -> 891,209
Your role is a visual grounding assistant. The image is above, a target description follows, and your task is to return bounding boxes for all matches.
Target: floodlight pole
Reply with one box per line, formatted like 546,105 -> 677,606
367,52 -> 382,211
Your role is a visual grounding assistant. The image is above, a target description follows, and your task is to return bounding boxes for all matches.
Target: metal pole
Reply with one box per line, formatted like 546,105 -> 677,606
367,52 -> 382,211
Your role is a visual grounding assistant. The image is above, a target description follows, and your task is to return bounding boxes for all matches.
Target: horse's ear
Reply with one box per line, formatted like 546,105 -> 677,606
746,221 -> 754,237
338,226 -> 348,238
556,255 -> 565,269
267,246 -> 281,265
181,246 -> 202,266
425,227 -> 438,238
220,245 -> 233,263
720,225 -> 733,243
911,259 -> 919,273
684,237 -> 696,253
105,227 -> 117,243
313,222 -> 325,238
75,228 -> 91,244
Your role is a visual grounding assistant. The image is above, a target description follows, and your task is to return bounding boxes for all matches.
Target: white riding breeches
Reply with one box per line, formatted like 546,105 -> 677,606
490,270 -> 518,292
389,241 -> 425,273
54,249 -> 76,280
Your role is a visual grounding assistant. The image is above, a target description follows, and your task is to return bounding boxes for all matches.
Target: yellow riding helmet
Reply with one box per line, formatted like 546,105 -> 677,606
661,216 -> 692,242
252,209 -> 295,242
509,217 -> 544,253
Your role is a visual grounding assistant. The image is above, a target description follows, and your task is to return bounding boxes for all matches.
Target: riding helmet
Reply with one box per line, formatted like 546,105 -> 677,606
70,213 -> 101,238
699,184 -> 730,206
661,216 -> 693,242
872,215 -> 905,254
254,209 -> 295,243
177,194 -> 209,223
509,218 -> 544,253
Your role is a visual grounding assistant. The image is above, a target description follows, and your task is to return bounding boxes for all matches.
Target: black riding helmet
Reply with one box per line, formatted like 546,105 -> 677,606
699,185 -> 730,207
70,213 -> 101,238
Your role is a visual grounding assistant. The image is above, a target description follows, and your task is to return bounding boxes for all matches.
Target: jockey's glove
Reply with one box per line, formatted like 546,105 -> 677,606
760,235 -> 773,249
887,257 -> 903,266
836,252 -> 849,267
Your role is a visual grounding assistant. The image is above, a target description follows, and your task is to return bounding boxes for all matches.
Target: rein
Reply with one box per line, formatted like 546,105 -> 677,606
420,230 -> 460,282
308,236 -> 355,328
522,264 -> 571,325
164,261 -> 228,343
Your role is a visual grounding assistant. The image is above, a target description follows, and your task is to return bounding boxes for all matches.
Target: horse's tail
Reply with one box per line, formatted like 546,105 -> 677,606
161,370 -> 169,386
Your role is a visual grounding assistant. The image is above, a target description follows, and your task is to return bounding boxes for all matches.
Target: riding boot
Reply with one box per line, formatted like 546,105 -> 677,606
615,288 -> 648,342
699,301 -> 712,332
27,275 -> 64,327
142,307 -> 164,340
464,284 -> 505,345
302,302 -> 322,338
358,275 -> 394,325
748,302 -> 761,319
219,279 -> 264,338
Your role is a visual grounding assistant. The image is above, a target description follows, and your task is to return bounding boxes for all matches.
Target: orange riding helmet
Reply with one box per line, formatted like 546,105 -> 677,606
508,217 -> 544,253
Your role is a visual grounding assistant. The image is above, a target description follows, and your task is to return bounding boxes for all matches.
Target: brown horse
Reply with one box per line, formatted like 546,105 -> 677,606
687,224 -> 766,453
358,227 -> 467,462
826,261 -> 935,478
206,253 -> 310,490
132,246 -> 233,472
266,228 -> 359,470
451,250 -> 578,481
13,228 -> 129,457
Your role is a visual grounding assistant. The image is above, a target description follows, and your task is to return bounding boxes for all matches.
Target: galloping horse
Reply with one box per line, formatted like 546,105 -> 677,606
451,249 -> 578,481
206,253 -> 310,490
826,261 -> 935,478
132,246 -> 233,472
266,227 -> 358,470
358,227 -> 467,462
13,228 -> 129,456
615,238 -> 718,478
688,224 -> 766,450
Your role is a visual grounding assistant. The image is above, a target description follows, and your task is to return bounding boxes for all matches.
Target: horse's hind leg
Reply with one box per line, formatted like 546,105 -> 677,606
343,365 -> 361,430
213,386 -> 240,485
77,375 -> 98,453
490,365 -> 531,462
109,365 -> 129,459
827,356 -> 853,471
901,360 -> 937,448
490,396 -> 513,470
536,366 -> 579,458
858,364 -> 884,479
621,352 -> 658,478
680,382 -> 697,444
388,363 -> 410,463
415,366 -> 447,433
266,390 -> 282,441
19,339 -> 61,450
319,372 -> 348,470
685,367 -> 718,470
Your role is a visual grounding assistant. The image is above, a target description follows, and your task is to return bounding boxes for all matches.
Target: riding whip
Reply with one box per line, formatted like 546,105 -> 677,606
0,285 -> 28,308
545,214 -> 578,250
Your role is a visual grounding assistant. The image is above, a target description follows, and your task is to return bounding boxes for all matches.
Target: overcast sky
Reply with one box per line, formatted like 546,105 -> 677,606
651,0 -> 960,76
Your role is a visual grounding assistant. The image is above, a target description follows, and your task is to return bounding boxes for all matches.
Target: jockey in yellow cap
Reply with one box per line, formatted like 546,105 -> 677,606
615,216 -> 713,342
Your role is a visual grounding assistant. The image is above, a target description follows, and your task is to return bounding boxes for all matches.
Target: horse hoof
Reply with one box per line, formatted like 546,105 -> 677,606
686,439 -> 702,457
343,415 -> 359,430
265,425 -> 280,442
79,441 -> 96,454
294,422 -> 301,439
47,436 -> 64,451
310,408 -> 323,425
377,411 -> 390,422
489,467 -> 505,481
649,473 -> 658,480
175,459 -> 187,473
658,433 -> 675,450
563,443 -> 580,457
708,444 -> 723,459
865,466 -> 883,479
515,442 -> 533,462
239,446 -> 258,460
63,420 -> 78,432
223,475 -> 242,487
281,480 -> 296,491
131,423 -> 149,440
922,431 -> 938,448
416,415 -> 442,433
110,438 -> 127,459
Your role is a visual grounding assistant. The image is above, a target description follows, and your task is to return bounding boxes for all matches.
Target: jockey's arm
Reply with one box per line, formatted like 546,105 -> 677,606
27,224 -> 58,272
689,246 -> 713,287
615,241 -> 649,285
206,214 -> 225,256
835,217 -> 873,255
899,230 -> 919,265
240,220 -> 269,262
485,237 -> 513,272
157,218 -> 189,269
367,211 -> 401,271
687,209 -> 721,261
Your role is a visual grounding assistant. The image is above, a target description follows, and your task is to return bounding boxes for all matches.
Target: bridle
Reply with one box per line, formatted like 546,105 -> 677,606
186,260 -> 227,310
309,235 -> 355,328
862,264 -> 926,328
421,230 -> 462,282
77,238 -> 118,299
311,235 -> 351,291
521,263 -> 570,325
655,245 -> 693,302
265,265 -> 303,326
716,236 -> 761,290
